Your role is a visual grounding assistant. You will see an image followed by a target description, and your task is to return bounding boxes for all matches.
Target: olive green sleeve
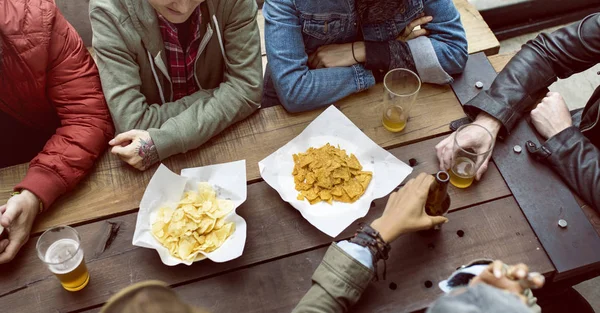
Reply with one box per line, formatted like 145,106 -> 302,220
148,0 -> 262,159
292,243 -> 374,313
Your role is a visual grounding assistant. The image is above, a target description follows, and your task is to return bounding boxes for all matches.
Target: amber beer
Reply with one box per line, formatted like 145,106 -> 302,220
37,226 -> 90,292
425,171 -> 451,230
449,156 -> 476,188
45,239 -> 90,291
382,105 -> 407,132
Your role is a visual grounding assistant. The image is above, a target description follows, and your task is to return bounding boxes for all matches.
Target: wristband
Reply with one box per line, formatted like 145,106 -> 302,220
349,222 -> 391,280
11,191 -> 43,213
351,42 -> 360,64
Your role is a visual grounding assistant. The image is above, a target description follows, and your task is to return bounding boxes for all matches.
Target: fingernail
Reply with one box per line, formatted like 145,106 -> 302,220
109,140 -> 115,145
427,16 -> 433,20
494,269 -> 502,278
517,269 -> 526,278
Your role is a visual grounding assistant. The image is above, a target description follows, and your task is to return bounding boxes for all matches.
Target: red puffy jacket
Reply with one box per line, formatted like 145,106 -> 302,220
0,0 -> 114,209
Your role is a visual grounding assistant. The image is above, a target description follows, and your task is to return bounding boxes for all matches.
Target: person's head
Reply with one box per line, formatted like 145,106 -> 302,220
428,283 -> 534,313
101,281 -> 209,313
147,0 -> 205,24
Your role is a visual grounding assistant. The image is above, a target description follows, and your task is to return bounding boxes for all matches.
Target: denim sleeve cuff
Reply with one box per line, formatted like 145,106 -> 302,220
336,240 -> 374,269
351,64 -> 376,91
406,36 -> 452,85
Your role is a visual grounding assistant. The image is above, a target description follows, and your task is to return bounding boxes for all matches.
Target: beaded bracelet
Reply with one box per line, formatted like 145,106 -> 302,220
349,222 -> 391,280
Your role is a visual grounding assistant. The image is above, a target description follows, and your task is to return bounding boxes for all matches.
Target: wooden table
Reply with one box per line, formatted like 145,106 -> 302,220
4,52 -> 599,312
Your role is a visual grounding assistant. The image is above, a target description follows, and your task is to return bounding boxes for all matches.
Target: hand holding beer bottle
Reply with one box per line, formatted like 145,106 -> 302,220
0,190 -> 39,263
371,173 -> 449,243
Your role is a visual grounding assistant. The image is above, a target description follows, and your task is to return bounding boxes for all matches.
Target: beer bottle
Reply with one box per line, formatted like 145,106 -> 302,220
425,171 -> 451,229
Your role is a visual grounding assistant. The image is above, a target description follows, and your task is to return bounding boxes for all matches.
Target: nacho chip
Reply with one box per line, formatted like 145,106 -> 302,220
292,144 -> 373,205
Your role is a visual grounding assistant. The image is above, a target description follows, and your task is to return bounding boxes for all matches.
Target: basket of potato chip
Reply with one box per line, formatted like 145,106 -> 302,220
259,106 -> 412,237
133,161 -> 247,266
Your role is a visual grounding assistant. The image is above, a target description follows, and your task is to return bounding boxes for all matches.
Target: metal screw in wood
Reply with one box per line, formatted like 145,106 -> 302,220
558,219 -> 568,228
513,145 -> 522,154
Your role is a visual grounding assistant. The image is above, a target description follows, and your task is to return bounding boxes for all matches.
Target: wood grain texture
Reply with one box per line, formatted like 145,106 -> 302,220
0,138 -> 513,313
488,52 -> 516,73
0,82 -> 463,234
154,197 -> 552,313
454,0 -> 500,55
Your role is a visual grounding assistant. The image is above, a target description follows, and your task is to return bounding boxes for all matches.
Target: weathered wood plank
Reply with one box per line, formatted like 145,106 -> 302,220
455,0 -> 500,55
2,0 -> 500,233
488,52 -> 516,73
0,137 -> 513,313
151,197 -> 552,313
1,81 -> 463,234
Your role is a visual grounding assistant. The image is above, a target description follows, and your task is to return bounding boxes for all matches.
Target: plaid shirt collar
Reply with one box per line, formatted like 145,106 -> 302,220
157,7 -> 202,101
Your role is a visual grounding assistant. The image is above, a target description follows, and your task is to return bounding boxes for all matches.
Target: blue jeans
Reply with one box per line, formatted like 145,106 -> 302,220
263,0 -> 468,112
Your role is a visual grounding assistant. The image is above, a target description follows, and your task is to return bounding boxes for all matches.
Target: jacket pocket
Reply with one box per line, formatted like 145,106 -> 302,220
301,14 -> 351,44
393,0 -> 424,25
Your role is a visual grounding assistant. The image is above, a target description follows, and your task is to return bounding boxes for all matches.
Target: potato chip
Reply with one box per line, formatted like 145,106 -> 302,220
292,144 -> 372,205
151,182 -> 236,261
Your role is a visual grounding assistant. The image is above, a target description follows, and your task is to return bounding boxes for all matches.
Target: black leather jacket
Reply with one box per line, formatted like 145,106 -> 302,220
464,14 -> 600,210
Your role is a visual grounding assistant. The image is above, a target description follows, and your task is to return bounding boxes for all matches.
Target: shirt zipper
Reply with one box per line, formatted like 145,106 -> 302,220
194,24 -> 213,90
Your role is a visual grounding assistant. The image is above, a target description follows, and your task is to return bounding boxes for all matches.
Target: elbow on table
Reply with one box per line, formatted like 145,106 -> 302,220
442,47 -> 468,76
280,97 -> 309,113
275,84 -> 316,113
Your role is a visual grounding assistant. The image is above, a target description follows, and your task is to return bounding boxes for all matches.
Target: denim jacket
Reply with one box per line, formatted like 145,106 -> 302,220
263,0 -> 468,112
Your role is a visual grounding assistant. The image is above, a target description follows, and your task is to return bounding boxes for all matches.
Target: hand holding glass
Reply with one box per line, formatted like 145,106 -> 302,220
449,124 -> 494,188
382,68 -> 421,132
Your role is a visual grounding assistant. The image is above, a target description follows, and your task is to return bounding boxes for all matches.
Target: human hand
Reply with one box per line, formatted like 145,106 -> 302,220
370,173 -> 448,242
308,42 -> 365,69
531,92 -> 572,140
0,190 -> 39,263
109,130 -> 159,171
396,13 -> 432,42
470,260 -> 545,304
435,112 -> 501,180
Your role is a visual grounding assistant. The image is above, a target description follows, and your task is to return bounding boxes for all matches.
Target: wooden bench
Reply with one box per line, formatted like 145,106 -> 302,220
58,0 -> 500,68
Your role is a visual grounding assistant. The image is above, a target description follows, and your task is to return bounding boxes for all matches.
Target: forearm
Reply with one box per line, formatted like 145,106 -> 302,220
273,65 -> 375,112
148,84 -> 258,159
292,243 -> 373,313
407,0 -> 467,84
464,14 -> 600,133
541,127 -> 600,210
363,40 -> 416,82
264,0 -> 374,112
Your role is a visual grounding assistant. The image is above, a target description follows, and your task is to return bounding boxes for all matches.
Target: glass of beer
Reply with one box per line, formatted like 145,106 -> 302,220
36,226 -> 90,291
382,68 -> 421,132
449,124 -> 494,188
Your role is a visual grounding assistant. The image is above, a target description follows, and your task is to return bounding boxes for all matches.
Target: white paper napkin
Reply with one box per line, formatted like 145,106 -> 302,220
258,106 -> 412,237
132,161 -> 248,266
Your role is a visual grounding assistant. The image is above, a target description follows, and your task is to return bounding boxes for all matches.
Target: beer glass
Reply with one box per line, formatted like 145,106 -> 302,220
36,226 -> 90,291
449,124 -> 494,188
382,68 -> 421,132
